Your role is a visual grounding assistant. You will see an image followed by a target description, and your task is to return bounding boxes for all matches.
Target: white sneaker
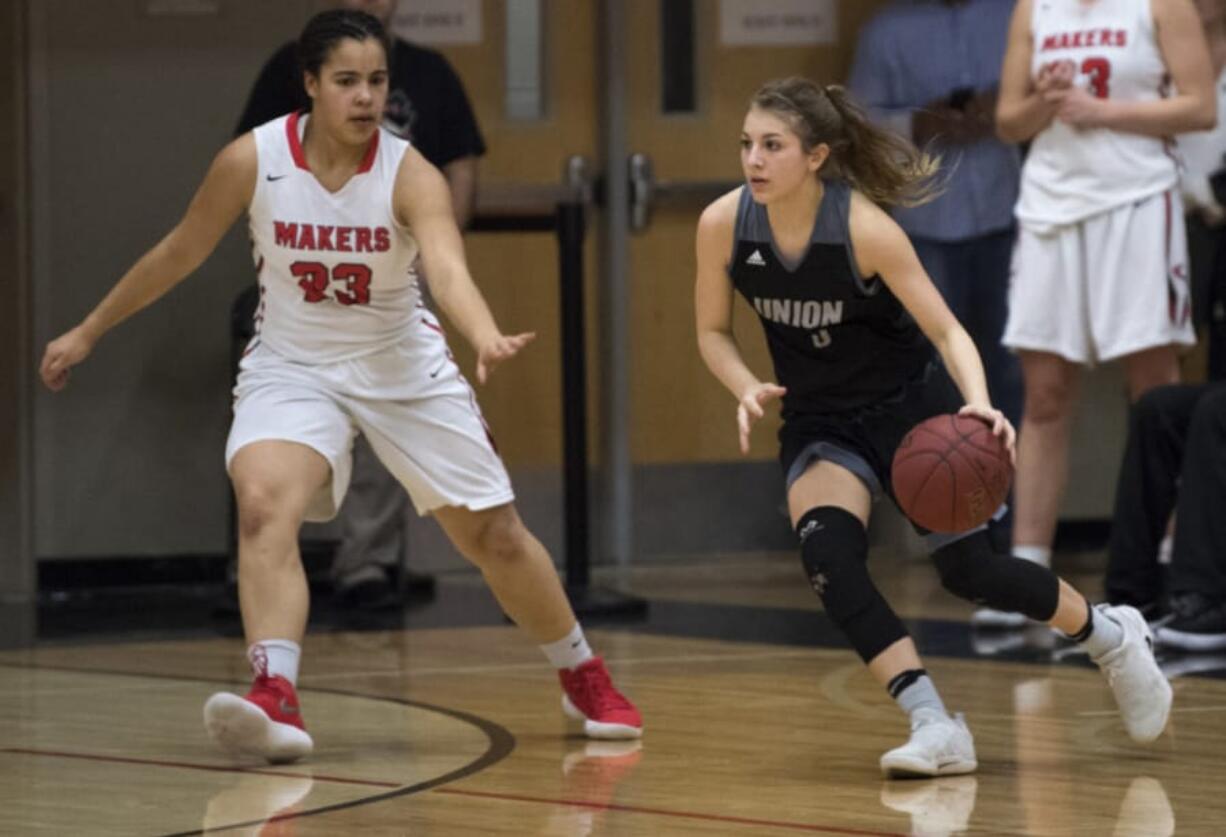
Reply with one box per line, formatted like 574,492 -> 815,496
203,690 -> 314,765
1089,604 -> 1172,743
880,708 -> 977,779
881,775 -> 978,837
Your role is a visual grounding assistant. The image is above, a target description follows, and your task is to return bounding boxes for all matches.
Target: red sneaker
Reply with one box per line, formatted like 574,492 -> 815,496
558,657 -> 643,739
204,675 -> 314,764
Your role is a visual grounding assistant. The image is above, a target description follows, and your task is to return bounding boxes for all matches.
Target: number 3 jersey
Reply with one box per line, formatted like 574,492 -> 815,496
1017,0 -> 1177,226
247,111 -> 423,363
728,181 -> 932,416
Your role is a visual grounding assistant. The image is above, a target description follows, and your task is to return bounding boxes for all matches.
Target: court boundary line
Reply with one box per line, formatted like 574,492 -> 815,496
0,660 -> 928,837
0,662 -> 515,836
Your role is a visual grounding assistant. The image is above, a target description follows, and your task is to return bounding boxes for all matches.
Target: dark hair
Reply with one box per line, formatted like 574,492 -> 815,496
750,77 -> 943,207
297,9 -> 392,78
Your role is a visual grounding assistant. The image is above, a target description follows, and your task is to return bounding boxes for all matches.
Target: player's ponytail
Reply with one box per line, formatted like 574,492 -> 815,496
298,9 -> 392,79
750,78 -> 943,208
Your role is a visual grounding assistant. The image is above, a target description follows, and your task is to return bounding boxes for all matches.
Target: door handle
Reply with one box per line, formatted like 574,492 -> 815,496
629,153 -> 654,233
628,150 -> 741,232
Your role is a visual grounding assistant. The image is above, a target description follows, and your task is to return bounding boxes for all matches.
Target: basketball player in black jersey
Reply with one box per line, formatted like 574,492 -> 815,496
695,77 -> 1172,777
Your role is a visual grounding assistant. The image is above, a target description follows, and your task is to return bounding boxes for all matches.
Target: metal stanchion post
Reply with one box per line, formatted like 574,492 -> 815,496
555,194 -> 646,618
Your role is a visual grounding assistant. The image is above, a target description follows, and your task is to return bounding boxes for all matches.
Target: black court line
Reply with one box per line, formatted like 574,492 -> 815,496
0,661 -> 918,837
0,663 -> 515,837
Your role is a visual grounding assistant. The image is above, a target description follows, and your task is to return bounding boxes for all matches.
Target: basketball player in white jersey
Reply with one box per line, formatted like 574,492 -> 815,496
990,0 -> 1216,627
38,9 -> 641,764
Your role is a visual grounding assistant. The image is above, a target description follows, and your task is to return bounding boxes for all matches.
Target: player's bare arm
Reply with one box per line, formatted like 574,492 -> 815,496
997,0 -> 1064,142
695,189 -> 786,453
1051,0 -> 1216,133
849,192 -> 1012,446
39,134 -> 256,391
394,146 -> 533,382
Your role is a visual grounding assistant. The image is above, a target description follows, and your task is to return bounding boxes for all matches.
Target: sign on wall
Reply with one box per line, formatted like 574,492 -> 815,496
391,0 -> 483,45
720,0 -> 837,46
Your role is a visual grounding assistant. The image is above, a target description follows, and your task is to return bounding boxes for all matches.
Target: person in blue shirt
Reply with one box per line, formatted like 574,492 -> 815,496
849,0 -> 1025,626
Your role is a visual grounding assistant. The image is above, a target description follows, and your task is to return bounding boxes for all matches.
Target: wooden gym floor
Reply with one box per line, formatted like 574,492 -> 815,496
2,551 -> 1225,835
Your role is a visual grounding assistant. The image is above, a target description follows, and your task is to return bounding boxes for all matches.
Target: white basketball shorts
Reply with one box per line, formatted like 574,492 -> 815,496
1004,188 -> 1194,364
225,317 -> 514,522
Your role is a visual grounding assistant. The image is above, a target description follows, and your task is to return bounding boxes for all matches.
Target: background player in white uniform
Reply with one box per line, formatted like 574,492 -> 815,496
994,0 -> 1216,614
38,9 -> 641,764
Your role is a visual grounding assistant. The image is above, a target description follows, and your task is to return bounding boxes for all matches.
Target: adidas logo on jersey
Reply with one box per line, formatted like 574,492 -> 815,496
746,249 -> 767,267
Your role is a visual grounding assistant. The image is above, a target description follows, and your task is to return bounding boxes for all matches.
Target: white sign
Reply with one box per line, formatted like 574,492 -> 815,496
720,0 -> 837,46
391,0 -> 483,45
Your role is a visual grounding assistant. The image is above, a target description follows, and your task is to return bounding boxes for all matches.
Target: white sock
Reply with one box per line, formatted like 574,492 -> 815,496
1080,608 -> 1125,659
248,639 -> 301,686
540,623 -> 594,670
1014,545 -> 1052,567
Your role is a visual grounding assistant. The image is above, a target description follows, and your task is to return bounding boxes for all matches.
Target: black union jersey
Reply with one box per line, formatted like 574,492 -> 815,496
729,180 -> 932,415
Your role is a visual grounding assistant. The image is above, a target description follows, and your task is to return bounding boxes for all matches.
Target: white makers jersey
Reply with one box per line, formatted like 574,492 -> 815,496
1016,0 -> 1178,225
247,112 -> 421,362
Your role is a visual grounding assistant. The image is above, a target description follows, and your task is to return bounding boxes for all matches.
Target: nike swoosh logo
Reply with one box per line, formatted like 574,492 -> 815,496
266,174 -> 288,182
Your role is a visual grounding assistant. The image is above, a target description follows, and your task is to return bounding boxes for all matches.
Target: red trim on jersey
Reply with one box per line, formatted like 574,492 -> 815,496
1164,190 -> 1178,325
286,111 -> 310,171
285,110 -> 379,175
357,129 -> 380,174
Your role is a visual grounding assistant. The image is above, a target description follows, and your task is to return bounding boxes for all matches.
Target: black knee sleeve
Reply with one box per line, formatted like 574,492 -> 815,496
931,531 -> 1060,621
797,506 -> 907,662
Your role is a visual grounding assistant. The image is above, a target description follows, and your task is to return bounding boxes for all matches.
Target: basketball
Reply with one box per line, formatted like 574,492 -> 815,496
891,413 -> 1013,534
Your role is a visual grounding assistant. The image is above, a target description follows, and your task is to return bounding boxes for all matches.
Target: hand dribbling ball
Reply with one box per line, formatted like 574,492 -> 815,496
891,413 -> 1012,533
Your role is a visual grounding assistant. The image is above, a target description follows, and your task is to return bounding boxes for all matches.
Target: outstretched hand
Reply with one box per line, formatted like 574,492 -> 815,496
737,382 -> 787,454
39,327 -> 96,392
958,403 -> 1016,465
476,331 -> 536,384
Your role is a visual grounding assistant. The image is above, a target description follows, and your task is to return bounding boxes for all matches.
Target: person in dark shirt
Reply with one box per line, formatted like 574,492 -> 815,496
694,77 -> 1172,777
232,0 -> 486,607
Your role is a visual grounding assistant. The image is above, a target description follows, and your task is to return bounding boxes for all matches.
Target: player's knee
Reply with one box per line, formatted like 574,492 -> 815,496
797,507 -> 869,618
1024,379 -> 1074,424
233,478 -> 298,541
931,532 -> 1059,621
457,505 -> 531,568
797,506 -> 905,661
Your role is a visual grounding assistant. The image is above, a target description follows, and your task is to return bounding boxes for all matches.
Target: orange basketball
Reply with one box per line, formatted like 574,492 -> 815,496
891,413 -> 1012,533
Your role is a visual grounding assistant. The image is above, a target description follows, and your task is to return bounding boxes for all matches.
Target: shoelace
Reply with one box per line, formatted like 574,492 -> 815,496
571,667 -> 633,714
